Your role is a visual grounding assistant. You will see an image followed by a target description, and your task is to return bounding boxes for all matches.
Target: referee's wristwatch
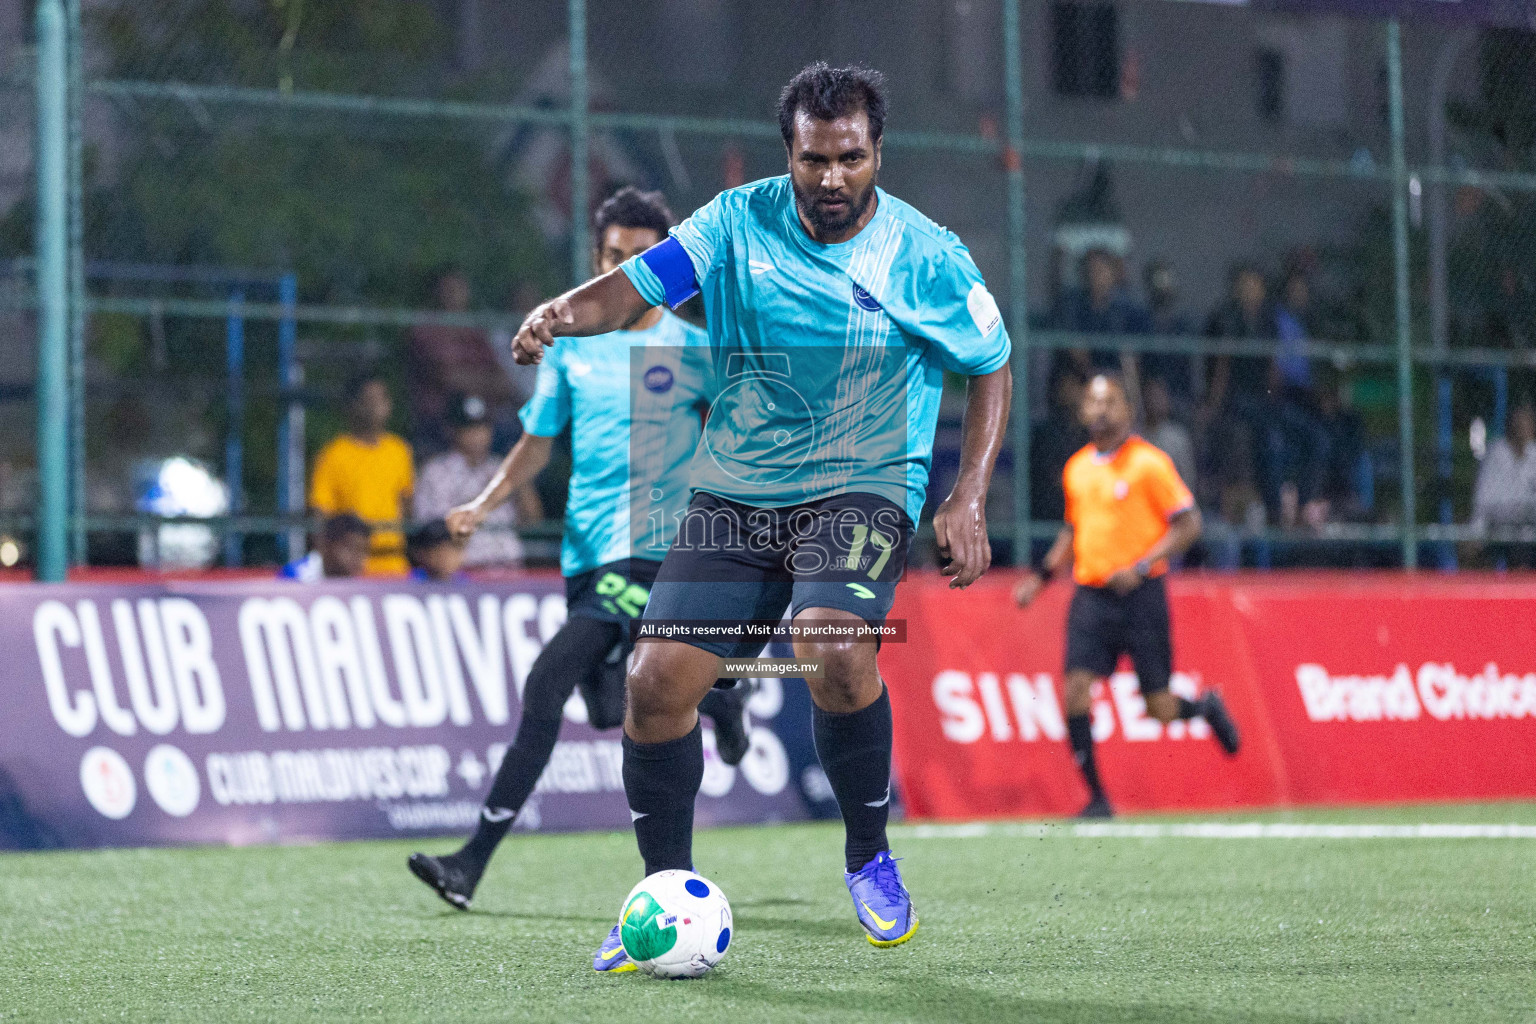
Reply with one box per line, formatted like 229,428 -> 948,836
1133,557 -> 1154,579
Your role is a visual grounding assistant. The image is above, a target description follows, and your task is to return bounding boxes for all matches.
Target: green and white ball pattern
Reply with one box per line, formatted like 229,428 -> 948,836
618,870 -> 732,978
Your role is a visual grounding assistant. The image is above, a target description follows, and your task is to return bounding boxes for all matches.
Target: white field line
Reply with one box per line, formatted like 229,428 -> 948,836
894,822 -> 1536,840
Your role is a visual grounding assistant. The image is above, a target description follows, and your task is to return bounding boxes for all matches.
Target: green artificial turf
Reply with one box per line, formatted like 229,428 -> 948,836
1,803 -> 1532,1023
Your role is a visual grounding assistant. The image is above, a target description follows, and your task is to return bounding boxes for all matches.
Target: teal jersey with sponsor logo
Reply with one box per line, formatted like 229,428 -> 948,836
621,175 -> 1010,521
519,313 -> 712,576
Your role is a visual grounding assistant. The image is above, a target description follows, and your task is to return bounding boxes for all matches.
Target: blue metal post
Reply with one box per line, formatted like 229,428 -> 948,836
34,0 -> 69,582
1435,375 -> 1454,570
224,289 -> 245,566
276,273 -> 303,560
1492,368 -> 1508,437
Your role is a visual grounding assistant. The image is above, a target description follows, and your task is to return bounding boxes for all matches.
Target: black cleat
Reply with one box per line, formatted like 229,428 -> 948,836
1077,795 -> 1115,819
408,853 -> 481,911
1202,692 -> 1242,755
708,683 -> 751,767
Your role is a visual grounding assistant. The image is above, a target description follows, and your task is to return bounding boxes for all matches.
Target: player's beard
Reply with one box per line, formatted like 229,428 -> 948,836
793,172 -> 878,238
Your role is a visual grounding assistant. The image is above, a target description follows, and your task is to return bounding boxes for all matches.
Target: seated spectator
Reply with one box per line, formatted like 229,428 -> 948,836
1142,259 -> 1197,408
1050,247 -> 1151,388
1143,376 -> 1196,493
278,513 -> 372,582
1315,366 -> 1371,523
1472,398 -> 1536,568
310,372 -> 414,576
1030,364 -> 1089,524
406,268 -> 517,457
407,519 -> 468,583
414,394 -> 539,569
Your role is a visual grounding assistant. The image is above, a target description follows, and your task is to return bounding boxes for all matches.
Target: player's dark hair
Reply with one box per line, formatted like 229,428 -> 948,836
407,518 -> 454,556
321,513 -> 371,543
777,62 -> 888,146
343,369 -> 387,406
593,186 -> 673,245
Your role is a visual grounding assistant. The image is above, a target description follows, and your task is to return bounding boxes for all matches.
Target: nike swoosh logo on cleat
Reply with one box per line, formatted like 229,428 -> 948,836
600,946 -> 626,961
481,807 -> 514,823
859,900 -> 898,931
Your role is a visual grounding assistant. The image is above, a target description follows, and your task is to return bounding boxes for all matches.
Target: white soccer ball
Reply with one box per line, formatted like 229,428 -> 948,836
618,870 -> 733,979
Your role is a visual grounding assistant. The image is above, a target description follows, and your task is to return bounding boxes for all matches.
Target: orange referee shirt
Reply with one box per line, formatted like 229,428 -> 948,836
1062,435 -> 1194,587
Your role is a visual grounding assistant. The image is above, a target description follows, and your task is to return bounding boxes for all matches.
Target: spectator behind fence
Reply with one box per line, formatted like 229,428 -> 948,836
1031,364 -> 1090,524
1143,376 -> 1196,494
1200,263 -> 1270,526
406,268 -> 517,457
277,513 -> 372,582
1261,269 -> 1333,528
1473,398 -> 1536,567
310,372 -> 414,576
407,518 -> 469,583
1050,247 -> 1151,390
414,393 -> 539,569
1142,260 -> 1197,407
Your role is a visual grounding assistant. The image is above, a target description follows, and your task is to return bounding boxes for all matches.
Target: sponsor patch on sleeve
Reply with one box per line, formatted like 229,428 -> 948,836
967,283 -> 1002,337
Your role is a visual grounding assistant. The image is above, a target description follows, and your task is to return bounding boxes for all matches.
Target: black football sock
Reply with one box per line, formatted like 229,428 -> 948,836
1067,712 -> 1106,802
813,685 -> 894,874
696,686 -> 737,725
623,721 -> 704,876
1175,696 -> 1206,720
456,615 -> 617,870
458,713 -> 562,868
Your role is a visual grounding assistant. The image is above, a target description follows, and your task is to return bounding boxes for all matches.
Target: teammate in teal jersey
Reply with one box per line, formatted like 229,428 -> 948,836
511,64 -> 1012,962
407,188 -> 749,922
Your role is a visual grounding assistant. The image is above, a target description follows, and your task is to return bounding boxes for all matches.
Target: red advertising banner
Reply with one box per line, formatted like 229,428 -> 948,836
881,573 -> 1536,819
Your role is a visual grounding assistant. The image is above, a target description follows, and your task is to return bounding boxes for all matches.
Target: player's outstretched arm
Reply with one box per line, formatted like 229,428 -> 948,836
446,433 -> 554,539
511,270 -> 653,366
933,365 -> 1012,589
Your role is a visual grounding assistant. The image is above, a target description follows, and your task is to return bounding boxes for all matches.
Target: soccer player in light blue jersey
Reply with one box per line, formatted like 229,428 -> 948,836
407,188 -> 749,924
511,65 -> 1013,960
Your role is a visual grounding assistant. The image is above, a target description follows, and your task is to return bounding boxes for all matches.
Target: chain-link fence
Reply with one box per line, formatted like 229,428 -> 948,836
5,0 -> 1535,578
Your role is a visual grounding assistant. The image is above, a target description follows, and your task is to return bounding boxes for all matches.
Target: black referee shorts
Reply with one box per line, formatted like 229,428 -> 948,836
1064,575 -> 1173,694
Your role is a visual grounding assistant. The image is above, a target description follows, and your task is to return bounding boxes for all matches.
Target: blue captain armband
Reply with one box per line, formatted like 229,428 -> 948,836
630,237 -> 700,309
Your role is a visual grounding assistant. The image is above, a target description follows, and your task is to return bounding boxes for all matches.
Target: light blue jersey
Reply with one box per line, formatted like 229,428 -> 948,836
519,314 -> 712,576
622,175 -> 1010,522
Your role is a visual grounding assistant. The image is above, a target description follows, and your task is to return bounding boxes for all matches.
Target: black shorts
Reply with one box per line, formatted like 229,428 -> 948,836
643,490 -> 915,658
565,558 -> 661,633
1064,576 -> 1173,694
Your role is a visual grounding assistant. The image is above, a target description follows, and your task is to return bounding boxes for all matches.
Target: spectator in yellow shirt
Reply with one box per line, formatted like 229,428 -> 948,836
310,372 -> 414,575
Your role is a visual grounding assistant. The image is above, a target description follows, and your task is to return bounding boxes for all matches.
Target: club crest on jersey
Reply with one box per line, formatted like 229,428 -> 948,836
851,283 -> 882,312
643,365 -> 675,393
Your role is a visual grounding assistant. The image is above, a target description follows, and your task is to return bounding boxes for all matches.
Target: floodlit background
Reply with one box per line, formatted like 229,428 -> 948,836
0,0 -> 1533,576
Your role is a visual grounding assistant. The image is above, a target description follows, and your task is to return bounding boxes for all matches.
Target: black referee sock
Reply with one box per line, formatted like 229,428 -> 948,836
1175,696 -> 1206,720
813,685 -> 894,874
623,721 -> 704,876
1066,712 -> 1106,802
458,713 -> 563,868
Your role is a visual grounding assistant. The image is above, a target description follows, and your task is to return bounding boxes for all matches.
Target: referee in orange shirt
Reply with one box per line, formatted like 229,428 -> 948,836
1015,373 -> 1240,817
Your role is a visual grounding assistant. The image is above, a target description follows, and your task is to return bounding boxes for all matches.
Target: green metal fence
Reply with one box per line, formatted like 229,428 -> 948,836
18,0 -> 1536,580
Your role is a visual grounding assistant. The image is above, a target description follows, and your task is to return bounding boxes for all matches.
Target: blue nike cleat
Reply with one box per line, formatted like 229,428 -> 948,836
593,923 -> 637,973
844,850 -> 919,947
